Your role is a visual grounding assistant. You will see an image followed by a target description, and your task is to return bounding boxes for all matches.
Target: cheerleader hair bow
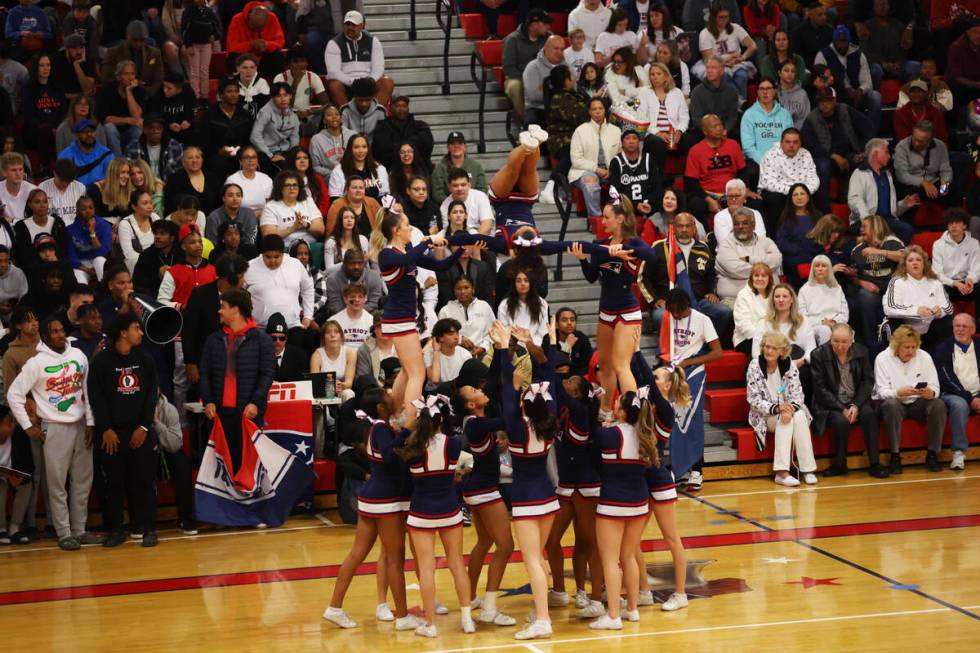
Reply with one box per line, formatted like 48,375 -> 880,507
513,235 -> 544,248
412,394 -> 451,417
381,194 -> 401,214
354,409 -> 368,420
608,185 -> 622,206
632,385 -> 651,408
665,355 -> 683,373
524,382 -> 553,403
589,386 -> 605,399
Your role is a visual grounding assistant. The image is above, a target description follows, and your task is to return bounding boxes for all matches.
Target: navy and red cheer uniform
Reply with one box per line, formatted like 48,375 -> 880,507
595,421 -> 650,519
461,349 -> 506,509
580,237 -> 658,326
631,352 -> 679,504
547,345 -> 601,500
378,240 -> 463,337
489,187 -> 537,247
500,350 -> 559,520
357,418 -> 412,518
402,431 -> 464,530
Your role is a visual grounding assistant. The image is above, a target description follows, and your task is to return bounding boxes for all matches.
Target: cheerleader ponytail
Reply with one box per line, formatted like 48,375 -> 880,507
620,390 -> 660,469
397,395 -> 451,461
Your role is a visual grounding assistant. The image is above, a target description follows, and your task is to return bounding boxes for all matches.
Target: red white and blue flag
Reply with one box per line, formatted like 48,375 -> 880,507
194,401 -> 316,527
658,224 -> 696,361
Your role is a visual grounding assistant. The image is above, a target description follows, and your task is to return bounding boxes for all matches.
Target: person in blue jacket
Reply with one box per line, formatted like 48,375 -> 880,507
66,195 -> 112,285
4,0 -> 53,61
740,78 -> 795,189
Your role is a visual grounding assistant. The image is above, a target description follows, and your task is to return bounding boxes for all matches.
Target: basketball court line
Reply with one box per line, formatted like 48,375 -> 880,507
699,474 -> 980,499
2,513 -> 977,607
424,605 -> 980,653
689,494 -> 980,621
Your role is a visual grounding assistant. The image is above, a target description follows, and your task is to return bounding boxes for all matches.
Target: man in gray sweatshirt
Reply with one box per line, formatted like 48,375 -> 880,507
250,82 -> 300,172
893,120 -> 955,215
522,35 -> 565,127
684,57 -> 741,151
501,10 -> 551,129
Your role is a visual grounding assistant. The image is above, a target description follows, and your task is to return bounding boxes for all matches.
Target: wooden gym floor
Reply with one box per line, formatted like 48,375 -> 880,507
1,468 -> 978,652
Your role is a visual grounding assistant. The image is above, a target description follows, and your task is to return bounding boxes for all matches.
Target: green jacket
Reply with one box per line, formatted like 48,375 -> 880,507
430,156 -> 488,205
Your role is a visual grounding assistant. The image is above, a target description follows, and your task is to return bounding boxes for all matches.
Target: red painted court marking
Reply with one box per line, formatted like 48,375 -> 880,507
1,513 -> 977,607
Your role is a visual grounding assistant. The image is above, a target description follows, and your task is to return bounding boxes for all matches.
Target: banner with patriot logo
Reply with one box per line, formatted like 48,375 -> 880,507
194,401 -> 315,527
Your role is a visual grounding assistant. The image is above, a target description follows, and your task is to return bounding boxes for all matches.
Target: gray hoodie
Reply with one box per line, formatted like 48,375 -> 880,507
522,49 -> 559,111
893,136 -> 954,189
502,24 -> 546,80
690,79 -> 741,135
341,99 -> 387,143
778,82 -> 811,129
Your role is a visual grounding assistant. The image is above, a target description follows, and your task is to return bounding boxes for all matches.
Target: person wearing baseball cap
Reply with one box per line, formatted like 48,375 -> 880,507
431,131 -> 488,204
500,7 -> 552,132
893,79 -> 949,143
99,20 -> 164,97
56,116 -> 114,186
324,8 -> 394,108
813,23 -> 882,136
52,32 -> 96,98
266,312 -> 306,382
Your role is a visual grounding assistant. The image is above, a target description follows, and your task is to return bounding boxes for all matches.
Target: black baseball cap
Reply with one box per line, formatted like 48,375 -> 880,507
447,131 -> 466,144
527,8 -> 553,24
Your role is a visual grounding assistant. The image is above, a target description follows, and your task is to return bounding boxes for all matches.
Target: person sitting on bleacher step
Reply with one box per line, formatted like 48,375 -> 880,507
324,10 -> 393,109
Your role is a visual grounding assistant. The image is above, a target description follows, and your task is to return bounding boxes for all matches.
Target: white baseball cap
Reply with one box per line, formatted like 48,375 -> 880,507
344,10 -> 364,25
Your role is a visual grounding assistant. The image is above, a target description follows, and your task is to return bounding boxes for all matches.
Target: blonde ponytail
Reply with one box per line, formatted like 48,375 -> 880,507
636,399 -> 660,468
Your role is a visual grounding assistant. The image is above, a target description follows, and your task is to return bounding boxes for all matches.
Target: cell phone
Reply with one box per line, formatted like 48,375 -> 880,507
915,382 -> 928,389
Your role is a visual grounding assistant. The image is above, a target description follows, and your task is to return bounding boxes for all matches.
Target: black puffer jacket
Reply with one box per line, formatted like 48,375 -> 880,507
199,322 -> 275,420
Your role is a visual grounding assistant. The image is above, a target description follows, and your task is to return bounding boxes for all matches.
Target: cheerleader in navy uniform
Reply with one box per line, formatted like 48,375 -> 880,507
487,126 -> 549,247
569,194 -> 660,420
452,349 -> 518,627
397,394 -> 474,638
631,347 -> 692,611
492,321 -> 561,640
323,387 -> 423,632
377,211 -> 461,417
590,388 -> 659,630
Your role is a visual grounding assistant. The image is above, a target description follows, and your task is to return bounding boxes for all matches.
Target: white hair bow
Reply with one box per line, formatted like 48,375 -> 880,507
354,409 -> 368,420
589,386 -> 605,399
665,355 -> 683,373
524,382 -> 553,403
608,185 -> 621,206
412,394 -> 450,417
513,235 -> 544,248
381,194 -> 401,213
632,385 -> 651,408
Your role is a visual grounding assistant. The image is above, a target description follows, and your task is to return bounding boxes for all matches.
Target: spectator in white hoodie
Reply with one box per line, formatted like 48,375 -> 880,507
6,316 -> 101,552
883,245 -> 953,351
797,255 -> 849,345
931,208 -> 980,320
873,325 -> 946,475
733,261 -> 775,358
568,0 -> 613,51
244,234 -> 317,341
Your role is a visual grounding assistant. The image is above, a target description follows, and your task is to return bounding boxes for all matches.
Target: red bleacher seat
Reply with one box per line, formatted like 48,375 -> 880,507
313,459 -> 337,493
210,51 -> 228,78
915,201 -> 946,228
548,12 -> 568,36
797,263 -> 811,280
497,14 -> 519,36
475,39 -> 505,86
880,79 -> 902,105
208,78 -> 218,103
705,350 -> 748,383
830,203 -> 849,221
664,151 -> 684,176
829,175 -> 842,200
706,388 -> 749,423
835,0 -> 848,22
954,301 -> 977,317
910,230 -> 943,257
459,13 -> 487,39
747,84 -> 758,105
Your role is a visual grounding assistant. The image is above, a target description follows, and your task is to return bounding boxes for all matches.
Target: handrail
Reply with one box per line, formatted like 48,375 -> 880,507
553,173 -> 573,282
435,0 -> 453,95
409,0 -> 417,40
469,47 -> 489,153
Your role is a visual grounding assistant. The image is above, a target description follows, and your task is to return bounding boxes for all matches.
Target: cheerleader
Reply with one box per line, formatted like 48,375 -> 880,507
569,194 -> 659,419
397,394 -> 474,638
590,387 -> 659,629
323,388 -> 422,631
377,211 -> 462,416
453,350 -> 517,627
493,321 -> 561,640
540,317 -> 606,618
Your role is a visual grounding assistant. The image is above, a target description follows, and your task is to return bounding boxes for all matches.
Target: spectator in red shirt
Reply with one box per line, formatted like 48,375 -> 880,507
894,80 -> 948,144
226,1 -> 286,81
946,21 -> 980,108
684,114 -> 751,225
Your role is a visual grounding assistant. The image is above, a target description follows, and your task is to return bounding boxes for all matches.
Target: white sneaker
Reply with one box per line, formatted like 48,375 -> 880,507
519,131 -> 538,151
774,474 -> 800,487
686,470 -> 703,491
435,599 -> 449,615
375,602 -> 394,621
323,607 -> 357,628
623,608 -> 640,622
951,450 -> 966,470
575,589 -> 590,609
636,590 -> 654,606
588,614 -> 623,630
547,590 -> 570,607
462,616 -> 476,634
619,596 -> 628,609
803,473 -> 818,485
661,592 -> 688,611
415,623 -> 438,638
577,600 -> 605,618
514,620 -> 553,640
470,597 -> 482,610
395,614 -> 425,631
528,124 -> 549,144
539,179 -> 556,204
479,610 -> 516,626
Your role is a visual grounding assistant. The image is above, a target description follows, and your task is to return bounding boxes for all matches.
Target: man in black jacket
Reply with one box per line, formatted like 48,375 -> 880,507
267,312 -> 307,382
203,76 -> 255,179
133,220 -> 180,296
183,253 -> 249,391
371,95 -> 434,170
87,313 -> 160,547
810,323 -> 888,478
199,288 -> 275,472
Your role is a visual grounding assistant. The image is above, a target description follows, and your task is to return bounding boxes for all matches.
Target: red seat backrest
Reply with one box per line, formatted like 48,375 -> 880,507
476,40 -> 503,66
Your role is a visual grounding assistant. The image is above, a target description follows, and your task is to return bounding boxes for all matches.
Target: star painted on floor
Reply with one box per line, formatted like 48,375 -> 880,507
500,584 -> 533,597
786,576 -> 841,589
762,557 -> 796,564
890,583 -> 919,591
294,441 -> 310,456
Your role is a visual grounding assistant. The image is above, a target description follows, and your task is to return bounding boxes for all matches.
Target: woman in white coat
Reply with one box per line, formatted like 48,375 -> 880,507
797,254 -> 849,345
638,63 -> 690,171
569,97 -> 622,221
733,262 -> 774,358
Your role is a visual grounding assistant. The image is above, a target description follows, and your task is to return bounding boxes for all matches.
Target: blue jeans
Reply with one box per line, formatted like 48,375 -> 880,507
847,287 -> 885,351
574,172 -> 603,217
725,68 -> 750,101
941,394 -> 973,453
103,122 -> 141,158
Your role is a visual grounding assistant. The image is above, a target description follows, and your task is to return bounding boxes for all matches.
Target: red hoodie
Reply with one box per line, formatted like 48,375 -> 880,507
227,1 -> 285,56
